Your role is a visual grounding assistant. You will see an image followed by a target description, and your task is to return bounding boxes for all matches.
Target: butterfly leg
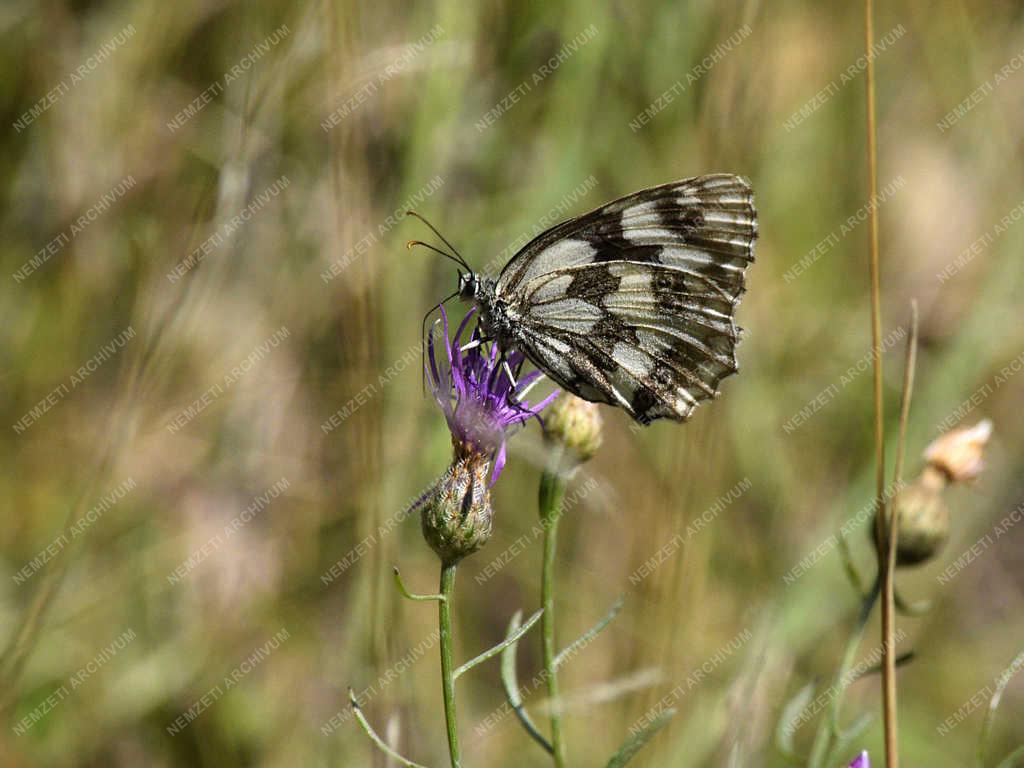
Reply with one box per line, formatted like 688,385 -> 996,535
498,353 -> 541,422
502,358 -> 519,389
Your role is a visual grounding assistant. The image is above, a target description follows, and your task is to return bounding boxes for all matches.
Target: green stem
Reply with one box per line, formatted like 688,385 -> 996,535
830,579 -> 882,735
807,578 -> 881,768
539,448 -> 568,768
439,561 -> 461,768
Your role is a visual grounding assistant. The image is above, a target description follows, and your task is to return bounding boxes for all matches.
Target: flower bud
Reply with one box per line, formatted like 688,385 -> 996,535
544,395 -> 603,464
877,470 -> 951,567
421,450 -> 494,563
923,418 -> 993,484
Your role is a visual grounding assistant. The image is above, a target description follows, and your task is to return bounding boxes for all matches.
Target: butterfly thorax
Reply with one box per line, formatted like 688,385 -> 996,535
460,273 -> 520,350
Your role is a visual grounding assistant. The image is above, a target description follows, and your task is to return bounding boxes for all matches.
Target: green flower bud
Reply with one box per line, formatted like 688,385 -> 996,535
421,450 -> 494,564
544,395 -> 603,464
877,468 -> 950,567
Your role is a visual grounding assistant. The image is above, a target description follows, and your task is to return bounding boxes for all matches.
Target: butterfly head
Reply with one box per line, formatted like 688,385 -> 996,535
458,272 -> 480,301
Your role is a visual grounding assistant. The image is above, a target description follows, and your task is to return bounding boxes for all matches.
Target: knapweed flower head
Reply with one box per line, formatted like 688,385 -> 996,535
426,305 -> 558,485
421,306 -> 557,563
847,751 -> 869,768
421,451 -> 494,563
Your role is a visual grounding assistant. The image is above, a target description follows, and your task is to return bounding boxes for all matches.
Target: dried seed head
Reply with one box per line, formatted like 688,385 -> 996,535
879,476 -> 951,567
421,450 -> 494,564
924,418 -> 993,484
544,395 -> 603,464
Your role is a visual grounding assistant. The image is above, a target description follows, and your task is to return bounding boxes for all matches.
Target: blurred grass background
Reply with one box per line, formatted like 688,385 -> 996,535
1,0 -> 1023,765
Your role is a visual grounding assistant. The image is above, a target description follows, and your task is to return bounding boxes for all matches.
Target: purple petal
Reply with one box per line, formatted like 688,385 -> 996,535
848,751 -> 869,768
489,439 -> 507,486
453,305 -> 478,351
426,321 -> 442,393
490,356 -> 509,392
439,304 -> 454,372
531,388 -> 561,413
514,369 -> 543,393
450,358 -> 467,400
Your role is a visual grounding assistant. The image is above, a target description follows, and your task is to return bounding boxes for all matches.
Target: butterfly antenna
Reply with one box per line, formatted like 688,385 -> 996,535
406,240 -> 469,271
421,290 -> 460,393
405,211 -> 471,271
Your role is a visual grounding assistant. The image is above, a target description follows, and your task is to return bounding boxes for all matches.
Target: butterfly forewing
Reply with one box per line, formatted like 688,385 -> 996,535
492,174 -> 756,423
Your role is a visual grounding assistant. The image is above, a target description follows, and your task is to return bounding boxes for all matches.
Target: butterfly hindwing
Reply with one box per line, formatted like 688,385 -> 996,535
514,262 -> 738,421
492,174 -> 756,423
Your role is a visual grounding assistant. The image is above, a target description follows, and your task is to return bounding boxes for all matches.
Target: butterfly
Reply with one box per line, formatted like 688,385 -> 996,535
410,174 -> 757,424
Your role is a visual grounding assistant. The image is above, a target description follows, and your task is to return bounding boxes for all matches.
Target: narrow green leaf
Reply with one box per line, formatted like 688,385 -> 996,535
836,532 -> 865,596
454,606 -> 542,680
349,688 -> 430,768
775,681 -> 815,762
604,708 -> 676,768
894,589 -> 931,615
392,566 -> 445,602
849,650 -> 915,683
829,712 -> 875,766
978,649 -> 1024,766
555,596 -> 623,669
994,745 -> 1024,768
838,712 -> 874,744
500,610 -> 553,755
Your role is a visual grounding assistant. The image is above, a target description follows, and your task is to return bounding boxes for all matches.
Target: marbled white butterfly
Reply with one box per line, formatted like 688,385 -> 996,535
413,174 -> 756,424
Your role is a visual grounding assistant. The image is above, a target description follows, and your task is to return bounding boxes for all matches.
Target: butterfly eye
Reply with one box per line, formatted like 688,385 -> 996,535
458,274 -> 477,300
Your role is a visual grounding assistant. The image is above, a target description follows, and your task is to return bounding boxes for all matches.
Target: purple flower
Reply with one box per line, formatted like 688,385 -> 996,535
426,305 -> 558,483
848,751 -> 869,768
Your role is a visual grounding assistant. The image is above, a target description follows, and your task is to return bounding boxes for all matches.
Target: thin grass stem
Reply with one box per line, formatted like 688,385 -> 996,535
893,302 -> 919,487
863,0 -> 898,764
